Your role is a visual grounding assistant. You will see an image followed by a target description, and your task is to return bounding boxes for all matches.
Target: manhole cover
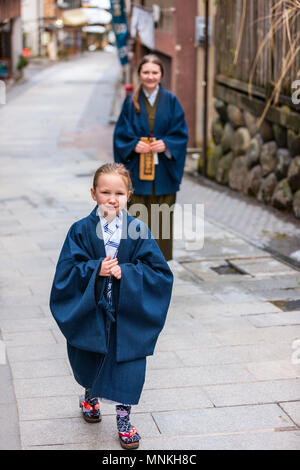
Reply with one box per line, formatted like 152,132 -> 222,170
270,299 -> 300,311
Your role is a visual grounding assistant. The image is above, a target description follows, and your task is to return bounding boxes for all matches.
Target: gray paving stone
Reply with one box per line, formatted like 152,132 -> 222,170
138,386 -> 213,412
0,317 -> 57,333
144,364 -> 253,390
20,413 -> 159,448
213,325 -> 300,346
245,360 -> 300,381
0,404 -> 21,449
6,343 -> 67,363
0,305 -> 44,320
280,401 -> 300,427
247,311 -> 300,327
17,395 -> 79,421
14,375 -> 82,399
176,343 -> 289,367
180,301 -> 282,318
10,359 -> 71,380
146,351 -> 184,369
140,429 -> 300,450
204,379 -> 300,406
156,332 -> 221,351
2,330 -> 56,347
230,257 -> 297,277
152,404 -> 294,436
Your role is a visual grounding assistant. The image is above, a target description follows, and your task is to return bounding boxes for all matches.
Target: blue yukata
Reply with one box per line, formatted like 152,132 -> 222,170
50,207 -> 173,405
113,84 -> 189,196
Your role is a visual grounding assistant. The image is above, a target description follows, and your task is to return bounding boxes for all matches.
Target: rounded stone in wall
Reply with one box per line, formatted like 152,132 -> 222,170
212,118 -> 224,145
293,190 -> 300,218
245,164 -> 262,196
228,156 -> 248,192
221,122 -> 235,153
287,130 -> 300,157
273,123 -> 287,148
214,99 -> 228,123
246,134 -> 263,168
271,179 -> 293,210
258,120 -> 274,142
287,155 -> 300,191
216,152 -> 234,185
232,127 -> 251,156
227,104 -> 245,129
257,173 -> 277,204
260,141 -> 278,176
243,111 -> 258,137
275,148 -> 292,179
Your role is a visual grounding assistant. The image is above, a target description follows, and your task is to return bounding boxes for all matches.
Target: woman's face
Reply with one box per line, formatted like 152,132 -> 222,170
139,62 -> 162,93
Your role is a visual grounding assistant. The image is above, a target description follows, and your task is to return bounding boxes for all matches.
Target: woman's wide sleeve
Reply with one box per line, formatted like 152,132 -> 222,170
162,96 -> 189,184
113,96 -> 140,163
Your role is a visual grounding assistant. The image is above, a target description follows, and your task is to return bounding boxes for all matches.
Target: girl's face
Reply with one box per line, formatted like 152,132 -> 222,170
139,62 -> 162,94
91,173 -> 130,220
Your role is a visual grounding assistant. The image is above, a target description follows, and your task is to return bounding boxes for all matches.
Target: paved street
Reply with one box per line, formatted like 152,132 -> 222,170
0,50 -> 300,450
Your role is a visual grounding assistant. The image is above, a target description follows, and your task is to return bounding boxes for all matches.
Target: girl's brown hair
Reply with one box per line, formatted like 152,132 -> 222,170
132,54 -> 164,114
93,163 -> 133,193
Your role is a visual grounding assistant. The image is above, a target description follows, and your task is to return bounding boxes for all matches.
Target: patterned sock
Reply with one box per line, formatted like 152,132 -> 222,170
85,388 -> 99,407
80,388 -> 101,419
116,405 -> 140,444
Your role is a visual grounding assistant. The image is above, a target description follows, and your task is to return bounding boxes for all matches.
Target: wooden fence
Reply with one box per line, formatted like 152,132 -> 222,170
214,0 -> 300,103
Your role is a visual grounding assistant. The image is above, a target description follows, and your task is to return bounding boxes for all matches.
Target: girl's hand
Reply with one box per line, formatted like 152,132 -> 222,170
99,256 -> 119,277
135,140 -> 152,154
110,264 -> 122,280
150,139 -> 166,153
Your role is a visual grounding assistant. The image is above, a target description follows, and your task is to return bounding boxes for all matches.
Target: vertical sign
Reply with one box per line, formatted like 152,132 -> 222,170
110,0 -> 129,65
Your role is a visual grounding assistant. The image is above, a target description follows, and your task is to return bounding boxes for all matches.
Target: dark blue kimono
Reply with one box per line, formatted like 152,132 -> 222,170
50,207 -> 173,404
113,85 -> 189,195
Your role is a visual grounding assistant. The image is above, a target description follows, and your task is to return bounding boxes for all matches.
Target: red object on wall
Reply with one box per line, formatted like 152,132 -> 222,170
22,48 -> 31,58
123,83 -> 134,97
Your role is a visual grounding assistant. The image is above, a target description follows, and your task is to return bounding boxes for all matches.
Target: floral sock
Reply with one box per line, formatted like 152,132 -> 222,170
80,388 -> 101,419
116,405 -> 140,444
85,388 -> 99,407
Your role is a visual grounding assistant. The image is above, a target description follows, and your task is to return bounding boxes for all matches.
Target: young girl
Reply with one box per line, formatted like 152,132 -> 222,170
50,163 -> 173,450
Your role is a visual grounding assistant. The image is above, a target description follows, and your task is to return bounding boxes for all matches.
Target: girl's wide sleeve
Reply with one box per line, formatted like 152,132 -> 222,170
116,228 -> 174,363
49,225 -> 107,354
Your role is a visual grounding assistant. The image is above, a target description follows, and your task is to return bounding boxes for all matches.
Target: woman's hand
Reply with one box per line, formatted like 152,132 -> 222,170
150,139 -> 166,153
99,256 -> 119,277
135,140 -> 152,154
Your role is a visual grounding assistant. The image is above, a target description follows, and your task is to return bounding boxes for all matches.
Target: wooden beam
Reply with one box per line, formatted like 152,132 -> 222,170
214,82 -> 300,133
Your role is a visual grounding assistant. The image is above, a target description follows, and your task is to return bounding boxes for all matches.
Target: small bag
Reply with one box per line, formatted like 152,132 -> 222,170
139,137 -> 156,181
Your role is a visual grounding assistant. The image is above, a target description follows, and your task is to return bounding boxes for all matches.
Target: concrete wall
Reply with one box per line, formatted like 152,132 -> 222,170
21,0 -> 44,57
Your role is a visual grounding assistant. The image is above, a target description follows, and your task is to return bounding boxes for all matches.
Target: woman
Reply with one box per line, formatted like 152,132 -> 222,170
113,54 -> 189,261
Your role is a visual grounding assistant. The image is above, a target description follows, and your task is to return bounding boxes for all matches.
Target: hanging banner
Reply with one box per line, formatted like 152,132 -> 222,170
110,0 -> 129,66
131,5 -> 154,50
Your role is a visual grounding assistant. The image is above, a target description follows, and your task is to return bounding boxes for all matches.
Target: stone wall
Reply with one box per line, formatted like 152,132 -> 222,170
207,100 -> 300,219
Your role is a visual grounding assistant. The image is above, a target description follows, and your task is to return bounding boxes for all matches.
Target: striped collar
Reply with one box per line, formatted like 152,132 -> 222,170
96,208 -> 122,232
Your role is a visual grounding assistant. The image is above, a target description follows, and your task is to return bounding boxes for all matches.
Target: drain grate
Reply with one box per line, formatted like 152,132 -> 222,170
270,299 -> 300,311
210,263 -> 246,275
